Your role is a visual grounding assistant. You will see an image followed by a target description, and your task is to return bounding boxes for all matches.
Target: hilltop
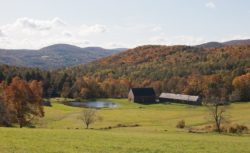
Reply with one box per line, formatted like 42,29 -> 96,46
196,39 -> 250,48
1,41 -> 250,100
0,44 -> 126,70
60,44 -> 250,99
67,44 -> 250,79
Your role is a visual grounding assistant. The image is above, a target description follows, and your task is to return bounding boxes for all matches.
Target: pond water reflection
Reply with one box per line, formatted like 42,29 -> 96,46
66,101 -> 119,108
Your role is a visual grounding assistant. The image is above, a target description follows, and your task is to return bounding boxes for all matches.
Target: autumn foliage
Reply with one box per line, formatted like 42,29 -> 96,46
1,45 -> 250,101
232,73 -> 250,101
0,77 -> 44,127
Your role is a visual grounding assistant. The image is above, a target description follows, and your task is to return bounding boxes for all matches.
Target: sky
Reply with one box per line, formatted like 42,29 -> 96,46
0,0 -> 250,49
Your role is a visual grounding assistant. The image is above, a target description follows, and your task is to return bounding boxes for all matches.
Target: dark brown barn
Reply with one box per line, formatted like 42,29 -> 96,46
128,88 -> 156,103
159,93 -> 202,105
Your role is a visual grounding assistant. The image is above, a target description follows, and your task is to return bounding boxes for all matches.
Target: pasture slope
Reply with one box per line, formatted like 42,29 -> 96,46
0,99 -> 250,153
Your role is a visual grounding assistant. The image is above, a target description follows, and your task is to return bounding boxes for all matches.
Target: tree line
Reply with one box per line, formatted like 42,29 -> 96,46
0,44 -> 250,102
0,77 -> 44,127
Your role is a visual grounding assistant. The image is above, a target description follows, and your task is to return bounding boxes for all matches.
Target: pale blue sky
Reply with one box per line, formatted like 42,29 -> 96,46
0,0 -> 249,49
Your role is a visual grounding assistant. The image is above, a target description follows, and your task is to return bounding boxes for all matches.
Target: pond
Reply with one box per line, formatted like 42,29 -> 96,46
66,101 -> 119,108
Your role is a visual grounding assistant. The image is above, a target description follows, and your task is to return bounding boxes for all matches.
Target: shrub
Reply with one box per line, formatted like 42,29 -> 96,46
80,109 -> 101,129
176,120 -> 185,129
227,124 -> 248,134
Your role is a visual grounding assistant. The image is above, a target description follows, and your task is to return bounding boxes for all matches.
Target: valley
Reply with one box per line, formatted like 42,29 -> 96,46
0,99 -> 250,153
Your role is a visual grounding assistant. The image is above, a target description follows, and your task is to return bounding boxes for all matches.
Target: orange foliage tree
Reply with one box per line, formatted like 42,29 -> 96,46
4,77 -> 44,128
232,73 -> 250,101
0,82 -> 11,126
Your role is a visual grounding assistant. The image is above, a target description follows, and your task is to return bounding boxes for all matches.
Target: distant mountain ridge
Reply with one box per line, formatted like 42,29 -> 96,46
223,39 -> 250,46
0,44 -> 127,70
195,39 -> 250,48
0,39 -> 250,70
63,43 -> 250,85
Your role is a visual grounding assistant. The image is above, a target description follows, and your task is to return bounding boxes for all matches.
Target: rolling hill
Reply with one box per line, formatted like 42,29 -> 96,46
60,43 -> 250,99
67,44 -> 250,79
63,39 -> 250,79
223,39 -> 250,46
0,39 -> 249,70
0,44 -> 127,70
1,40 -> 250,100
1,99 -> 250,153
195,39 -> 250,49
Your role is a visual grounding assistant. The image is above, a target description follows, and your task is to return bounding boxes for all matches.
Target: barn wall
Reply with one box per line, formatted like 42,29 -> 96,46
128,90 -> 134,102
159,98 -> 202,105
134,96 -> 156,103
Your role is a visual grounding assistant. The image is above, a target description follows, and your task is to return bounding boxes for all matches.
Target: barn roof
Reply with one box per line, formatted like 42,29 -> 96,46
159,93 -> 200,102
131,88 -> 156,96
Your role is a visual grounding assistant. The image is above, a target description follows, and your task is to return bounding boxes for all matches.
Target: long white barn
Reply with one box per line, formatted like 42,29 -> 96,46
159,93 -> 202,105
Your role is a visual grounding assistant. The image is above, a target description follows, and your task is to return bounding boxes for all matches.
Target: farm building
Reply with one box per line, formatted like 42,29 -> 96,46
128,88 -> 156,103
159,93 -> 202,105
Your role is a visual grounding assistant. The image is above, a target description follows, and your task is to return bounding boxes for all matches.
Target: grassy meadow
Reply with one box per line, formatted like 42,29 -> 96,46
0,98 -> 250,153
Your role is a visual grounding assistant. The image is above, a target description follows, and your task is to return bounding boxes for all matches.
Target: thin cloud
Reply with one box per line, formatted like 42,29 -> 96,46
89,24 -> 107,33
150,36 -> 167,44
0,18 -> 107,49
12,17 -> 65,31
152,26 -> 162,32
0,17 -> 209,49
205,2 -> 216,9
62,31 -> 73,37
174,35 -> 205,45
105,42 -> 126,48
149,35 -> 205,46
221,35 -> 250,42
0,29 -> 5,37
79,24 -> 107,36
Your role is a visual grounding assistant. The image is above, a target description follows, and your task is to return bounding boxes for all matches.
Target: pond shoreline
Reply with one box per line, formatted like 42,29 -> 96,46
64,101 -> 119,109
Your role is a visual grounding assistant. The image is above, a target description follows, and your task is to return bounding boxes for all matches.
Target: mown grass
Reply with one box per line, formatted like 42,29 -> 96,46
1,127 -> 250,153
1,99 -> 250,153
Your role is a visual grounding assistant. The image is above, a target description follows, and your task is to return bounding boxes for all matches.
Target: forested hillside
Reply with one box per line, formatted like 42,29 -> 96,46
0,65 -> 73,98
0,44 -> 126,70
1,44 -> 250,101
62,45 -> 250,101
195,39 -> 250,48
68,45 -> 250,78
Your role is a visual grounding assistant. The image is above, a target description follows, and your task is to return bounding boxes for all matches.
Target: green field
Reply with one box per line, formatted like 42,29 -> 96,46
0,99 -> 250,153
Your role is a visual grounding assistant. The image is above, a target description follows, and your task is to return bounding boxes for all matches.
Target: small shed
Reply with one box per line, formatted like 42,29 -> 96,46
159,93 -> 202,105
128,88 -> 156,103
